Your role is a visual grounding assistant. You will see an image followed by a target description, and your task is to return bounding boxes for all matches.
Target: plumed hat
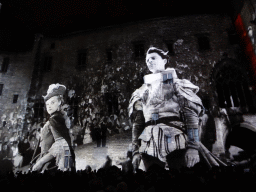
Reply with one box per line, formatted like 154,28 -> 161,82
43,83 -> 66,102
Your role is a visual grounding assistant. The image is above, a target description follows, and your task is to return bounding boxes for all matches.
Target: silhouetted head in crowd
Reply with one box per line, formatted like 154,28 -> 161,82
2,142 -> 8,151
27,123 -> 32,131
120,113 -> 125,120
93,119 -> 97,125
86,165 -> 92,173
102,117 -> 108,123
123,109 -> 127,116
8,127 -> 13,133
96,113 -> 100,119
26,118 -> 32,124
28,135 -> 36,150
3,136 -> 8,143
110,115 -> 114,121
17,118 -> 22,124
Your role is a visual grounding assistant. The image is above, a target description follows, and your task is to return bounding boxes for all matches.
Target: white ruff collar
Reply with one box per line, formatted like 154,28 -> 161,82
143,68 -> 178,84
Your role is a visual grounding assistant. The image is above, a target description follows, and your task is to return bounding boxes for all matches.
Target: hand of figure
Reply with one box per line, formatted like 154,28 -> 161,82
132,153 -> 141,172
185,148 -> 200,168
32,164 -> 38,172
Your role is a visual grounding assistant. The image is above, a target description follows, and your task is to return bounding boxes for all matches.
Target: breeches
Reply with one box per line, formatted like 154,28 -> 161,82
138,124 -> 187,163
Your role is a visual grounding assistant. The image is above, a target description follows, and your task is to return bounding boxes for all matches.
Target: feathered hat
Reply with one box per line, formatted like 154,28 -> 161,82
43,83 -> 66,102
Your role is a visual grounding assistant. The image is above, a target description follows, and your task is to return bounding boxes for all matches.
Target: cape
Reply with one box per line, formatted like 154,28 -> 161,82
128,68 -> 203,118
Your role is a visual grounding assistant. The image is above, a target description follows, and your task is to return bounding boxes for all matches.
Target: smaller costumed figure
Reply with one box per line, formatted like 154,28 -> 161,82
32,84 -> 75,172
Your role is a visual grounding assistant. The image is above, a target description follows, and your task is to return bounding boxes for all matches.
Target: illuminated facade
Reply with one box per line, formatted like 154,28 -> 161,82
1,13 -> 256,170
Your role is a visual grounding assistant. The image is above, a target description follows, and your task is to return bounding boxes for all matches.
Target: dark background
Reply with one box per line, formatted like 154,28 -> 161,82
0,0 -> 243,51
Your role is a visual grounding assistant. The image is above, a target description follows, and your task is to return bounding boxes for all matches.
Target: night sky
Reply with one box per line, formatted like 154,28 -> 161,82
0,0 -> 241,52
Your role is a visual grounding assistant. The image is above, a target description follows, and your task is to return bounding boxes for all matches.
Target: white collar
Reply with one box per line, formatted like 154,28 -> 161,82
143,68 -> 177,84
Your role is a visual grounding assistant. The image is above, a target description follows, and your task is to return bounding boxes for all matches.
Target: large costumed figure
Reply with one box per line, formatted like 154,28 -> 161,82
129,47 -> 226,171
32,83 -> 75,172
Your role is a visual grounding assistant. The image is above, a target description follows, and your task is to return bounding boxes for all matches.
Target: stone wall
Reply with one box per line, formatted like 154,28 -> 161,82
0,48 -> 36,128
31,15 -> 240,112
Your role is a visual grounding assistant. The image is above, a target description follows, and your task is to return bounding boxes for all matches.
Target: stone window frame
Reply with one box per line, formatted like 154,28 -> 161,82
33,98 -> 45,119
43,55 -> 53,72
165,40 -> 175,56
227,27 -> 239,45
76,49 -> 87,70
0,57 -> 9,73
133,41 -> 145,60
195,33 -> 210,51
13,94 -> 19,104
106,48 -> 113,64
0,84 -> 3,95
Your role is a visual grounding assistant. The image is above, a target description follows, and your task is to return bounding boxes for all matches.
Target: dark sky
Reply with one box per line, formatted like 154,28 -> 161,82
0,0 -> 240,51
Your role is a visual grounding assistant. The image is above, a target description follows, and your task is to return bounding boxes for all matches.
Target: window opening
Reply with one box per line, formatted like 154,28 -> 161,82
1,57 -> 9,72
78,52 -> 87,67
33,99 -> 45,119
13,94 -> 18,103
43,56 -> 52,72
197,35 -> 210,51
134,43 -> 145,59
167,42 -> 175,55
106,49 -> 113,62
0,84 -> 3,95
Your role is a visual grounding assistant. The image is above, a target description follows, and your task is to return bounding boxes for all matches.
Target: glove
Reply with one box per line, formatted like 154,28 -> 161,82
185,148 -> 200,168
132,153 -> 141,172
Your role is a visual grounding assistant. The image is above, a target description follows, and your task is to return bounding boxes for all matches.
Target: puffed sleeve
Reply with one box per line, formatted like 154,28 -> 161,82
40,121 -> 54,154
182,98 -> 202,150
128,86 -> 145,156
128,84 -> 147,119
174,79 -> 204,150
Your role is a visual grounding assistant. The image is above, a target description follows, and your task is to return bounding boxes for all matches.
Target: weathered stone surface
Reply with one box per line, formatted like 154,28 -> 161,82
0,50 -> 35,123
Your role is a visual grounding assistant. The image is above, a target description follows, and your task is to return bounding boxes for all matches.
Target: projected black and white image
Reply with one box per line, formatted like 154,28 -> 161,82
1,4 -> 256,179
31,84 -> 75,172
129,47 -> 226,171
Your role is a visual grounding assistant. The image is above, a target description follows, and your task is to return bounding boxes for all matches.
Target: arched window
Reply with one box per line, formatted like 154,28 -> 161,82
214,60 -> 254,112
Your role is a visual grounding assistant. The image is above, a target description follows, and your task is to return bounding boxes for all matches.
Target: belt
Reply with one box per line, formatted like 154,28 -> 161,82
145,116 -> 185,130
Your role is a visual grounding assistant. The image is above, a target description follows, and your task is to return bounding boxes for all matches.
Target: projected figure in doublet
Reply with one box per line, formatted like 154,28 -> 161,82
129,47 -> 226,171
32,84 -> 75,172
